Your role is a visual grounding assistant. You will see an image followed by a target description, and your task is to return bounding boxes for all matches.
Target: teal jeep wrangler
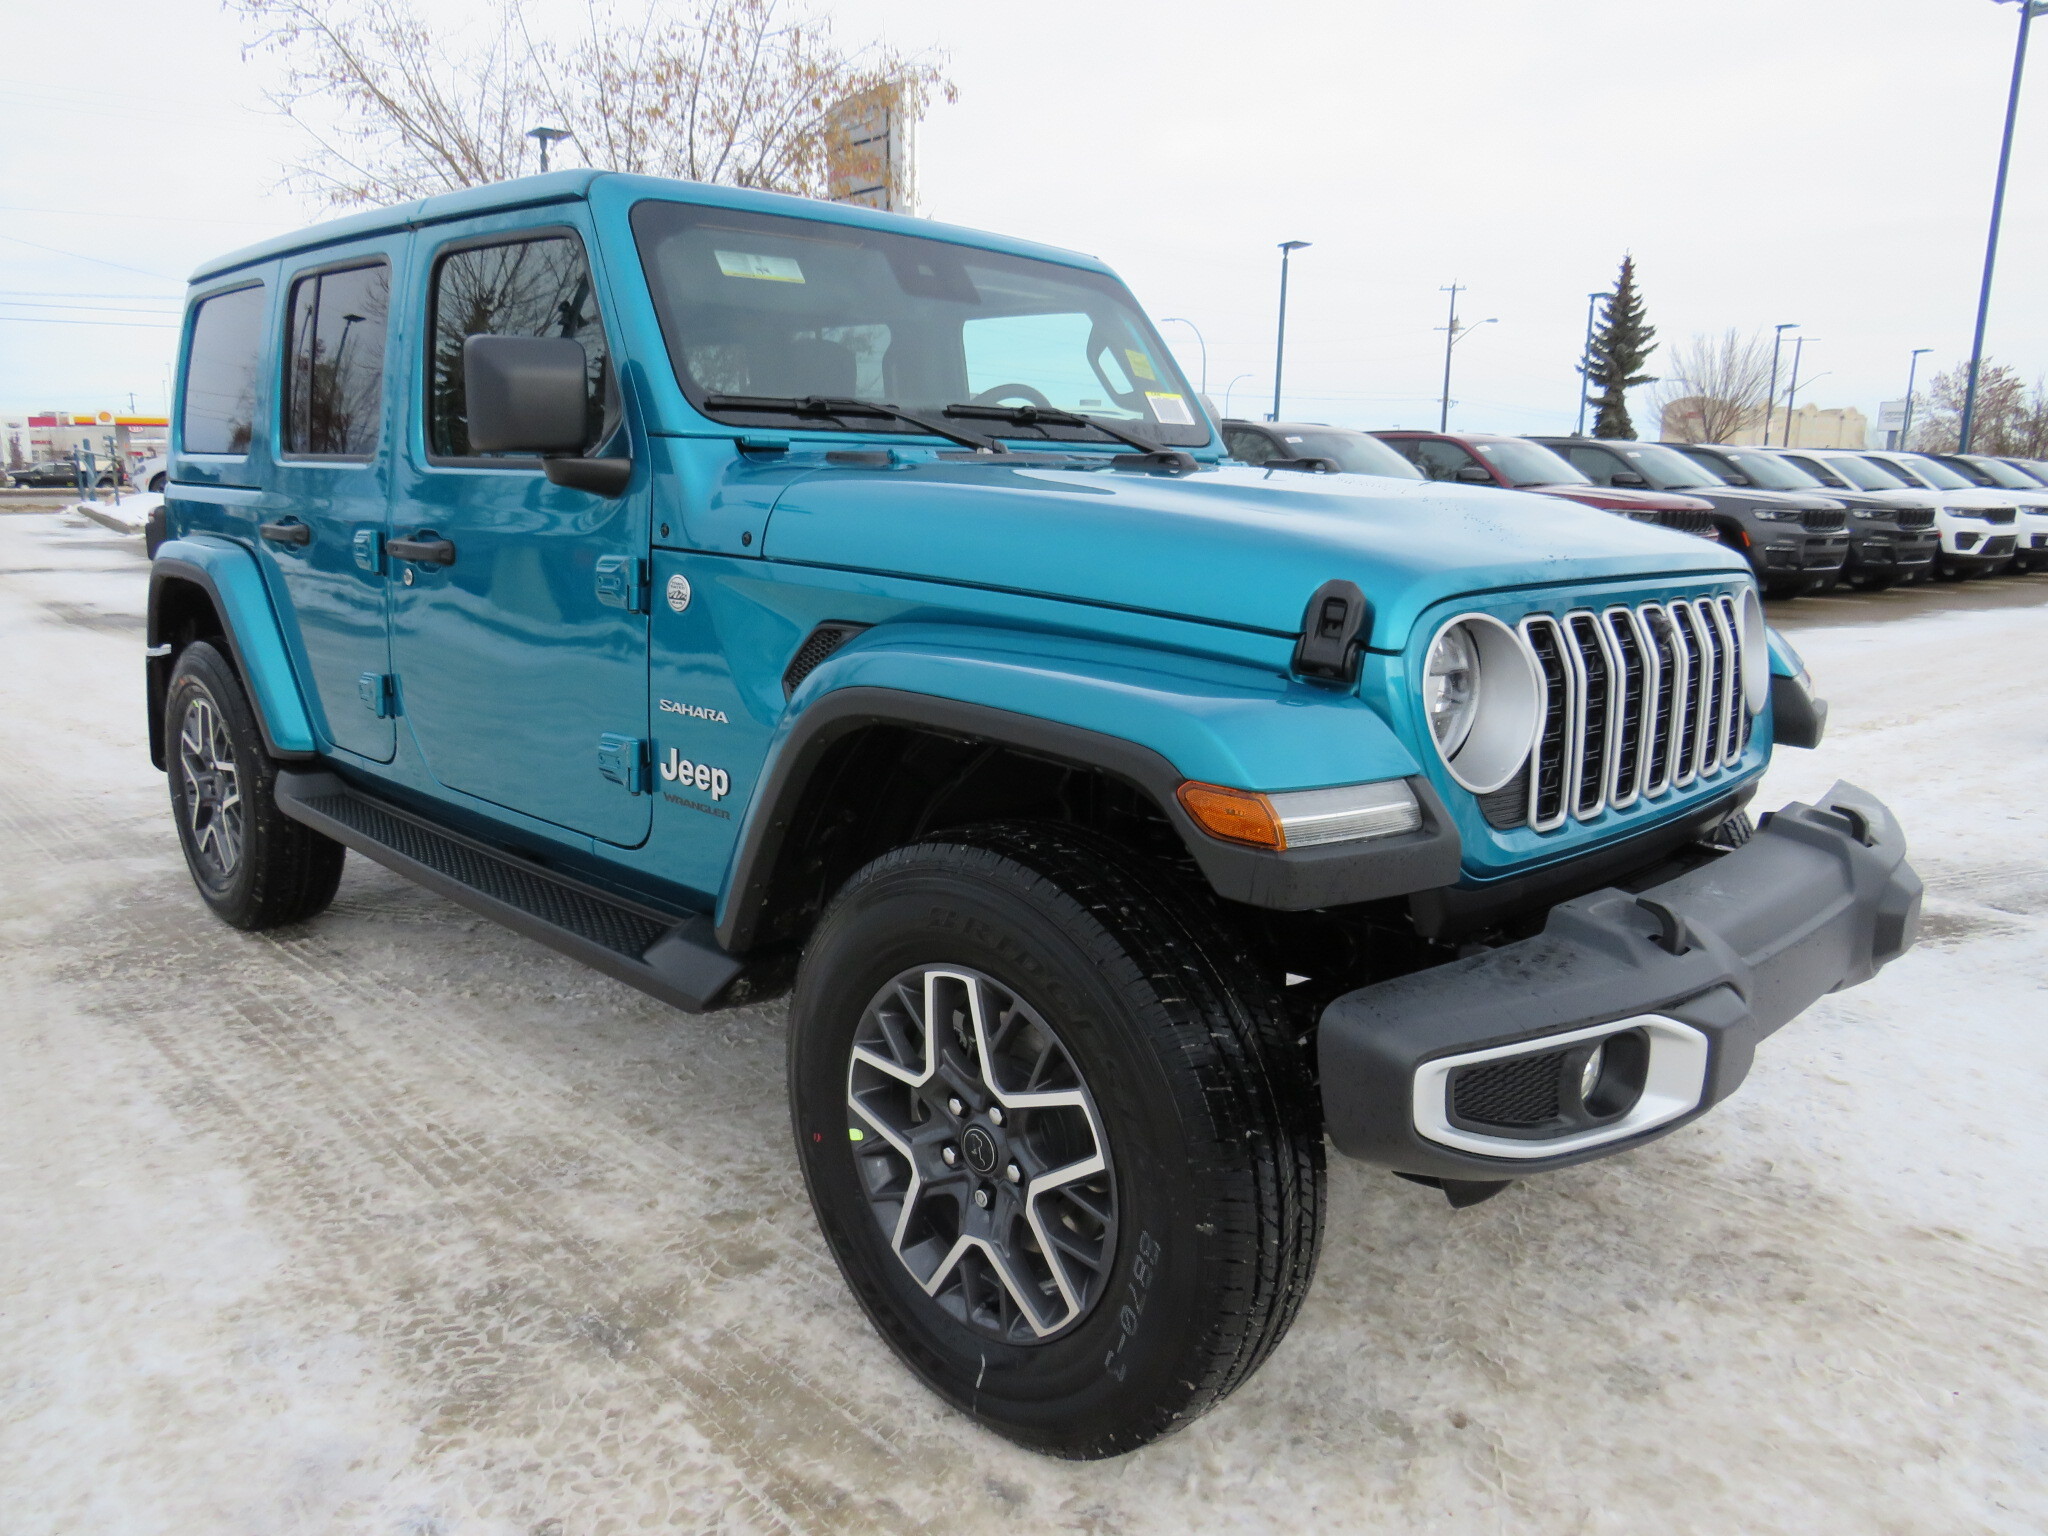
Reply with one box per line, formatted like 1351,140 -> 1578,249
147,171 -> 1920,1458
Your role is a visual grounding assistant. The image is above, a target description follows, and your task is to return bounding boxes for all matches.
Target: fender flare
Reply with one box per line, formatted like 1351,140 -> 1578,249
715,628 -> 1461,950
148,536 -> 318,767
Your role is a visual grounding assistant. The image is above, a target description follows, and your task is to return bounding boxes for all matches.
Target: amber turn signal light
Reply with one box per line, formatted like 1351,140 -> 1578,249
1176,781 -> 1285,849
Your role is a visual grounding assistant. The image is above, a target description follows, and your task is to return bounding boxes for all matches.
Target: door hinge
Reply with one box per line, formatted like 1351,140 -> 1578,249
353,527 -> 384,574
595,555 -> 648,613
357,672 -> 399,718
597,733 -> 650,794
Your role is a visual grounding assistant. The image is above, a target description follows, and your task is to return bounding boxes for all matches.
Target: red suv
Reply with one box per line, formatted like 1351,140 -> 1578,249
1372,430 -> 1719,541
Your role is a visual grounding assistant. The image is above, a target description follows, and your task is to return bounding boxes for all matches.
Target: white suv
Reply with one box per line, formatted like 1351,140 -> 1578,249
1854,451 -> 2024,578
1926,453 -> 2048,571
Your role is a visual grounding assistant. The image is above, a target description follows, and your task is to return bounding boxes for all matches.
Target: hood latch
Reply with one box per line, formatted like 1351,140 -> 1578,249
1292,579 -> 1369,687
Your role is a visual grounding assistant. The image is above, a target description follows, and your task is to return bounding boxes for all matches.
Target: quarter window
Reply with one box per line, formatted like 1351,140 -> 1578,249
427,235 -> 615,459
283,262 -> 390,457
182,284 -> 267,455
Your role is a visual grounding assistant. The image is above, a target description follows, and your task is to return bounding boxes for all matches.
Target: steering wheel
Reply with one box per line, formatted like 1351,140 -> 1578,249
970,383 -> 1053,409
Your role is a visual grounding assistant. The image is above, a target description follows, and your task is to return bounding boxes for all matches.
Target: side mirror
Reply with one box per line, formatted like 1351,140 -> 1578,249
463,334 -> 631,496
1454,464 -> 1494,484
463,335 -> 590,453
1611,471 -> 1648,487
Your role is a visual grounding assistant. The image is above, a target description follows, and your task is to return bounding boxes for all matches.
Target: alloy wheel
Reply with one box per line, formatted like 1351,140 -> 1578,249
846,966 -> 1116,1344
177,695 -> 244,882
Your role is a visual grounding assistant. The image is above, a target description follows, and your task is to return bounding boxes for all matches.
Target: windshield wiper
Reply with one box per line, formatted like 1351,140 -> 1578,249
942,402 -> 1169,454
702,394 -> 1006,454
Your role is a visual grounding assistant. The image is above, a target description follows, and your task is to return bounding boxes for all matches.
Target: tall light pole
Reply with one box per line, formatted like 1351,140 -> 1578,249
1158,318 -> 1208,396
1763,323 -> 1798,445
1436,284 -> 1496,431
1575,290 -> 1607,435
1962,0 -> 2046,449
1271,241 -> 1310,421
1900,347 -> 1933,449
527,126 -> 573,173
1781,337 -> 1816,446
1221,372 -> 1254,421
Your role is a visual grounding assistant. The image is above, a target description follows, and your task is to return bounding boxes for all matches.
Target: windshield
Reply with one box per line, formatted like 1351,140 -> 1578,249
1474,438 -> 1588,486
1819,455 -> 1906,491
1281,428 -> 1421,478
1700,449 -> 1825,491
1892,455 -> 1975,490
1962,457 -> 2040,490
631,200 -> 1207,446
1615,443 -> 1727,490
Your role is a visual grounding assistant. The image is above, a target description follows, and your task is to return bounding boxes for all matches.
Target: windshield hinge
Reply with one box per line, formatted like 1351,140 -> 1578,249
1292,579 -> 1369,687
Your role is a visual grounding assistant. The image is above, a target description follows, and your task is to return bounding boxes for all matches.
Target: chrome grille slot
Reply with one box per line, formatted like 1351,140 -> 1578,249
1714,595 -> 1744,765
1522,616 -> 1573,831
1601,608 -> 1647,809
1669,602 -> 1705,785
1566,614 -> 1613,820
1641,606 -> 1678,797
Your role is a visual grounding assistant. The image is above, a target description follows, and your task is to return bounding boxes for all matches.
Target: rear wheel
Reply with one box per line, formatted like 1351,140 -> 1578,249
789,824 -> 1324,1459
166,641 -> 344,929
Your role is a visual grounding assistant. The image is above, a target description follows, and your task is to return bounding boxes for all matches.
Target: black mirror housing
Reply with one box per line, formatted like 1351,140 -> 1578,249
463,335 -> 591,454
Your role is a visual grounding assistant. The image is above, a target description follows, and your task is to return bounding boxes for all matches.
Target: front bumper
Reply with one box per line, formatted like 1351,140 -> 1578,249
1317,780 -> 1919,1179
1847,527 -> 1938,573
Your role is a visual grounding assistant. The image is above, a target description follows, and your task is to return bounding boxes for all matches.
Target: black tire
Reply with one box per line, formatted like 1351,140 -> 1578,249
789,824 -> 1324,1459
148,472 -> 167,493
166,641 -> 344,929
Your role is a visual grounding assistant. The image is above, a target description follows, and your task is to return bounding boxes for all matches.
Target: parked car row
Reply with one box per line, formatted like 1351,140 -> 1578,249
1,451 -> 168,492
1218,417 -> 2048,597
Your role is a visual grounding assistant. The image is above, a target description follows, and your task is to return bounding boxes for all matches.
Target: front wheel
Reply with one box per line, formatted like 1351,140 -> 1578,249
789,825 -> 1324,1459
166,641 -> 345,929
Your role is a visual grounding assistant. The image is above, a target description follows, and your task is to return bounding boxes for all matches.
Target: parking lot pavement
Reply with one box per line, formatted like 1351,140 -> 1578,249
2,509 -> 2043,1536
1766,570 -> 2048,630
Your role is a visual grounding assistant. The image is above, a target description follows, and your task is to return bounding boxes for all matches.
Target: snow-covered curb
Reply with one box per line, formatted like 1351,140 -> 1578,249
68,492 -> 161,538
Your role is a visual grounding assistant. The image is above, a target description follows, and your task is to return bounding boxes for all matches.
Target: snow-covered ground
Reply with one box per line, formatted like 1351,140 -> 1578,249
1,509 -> 2043,1535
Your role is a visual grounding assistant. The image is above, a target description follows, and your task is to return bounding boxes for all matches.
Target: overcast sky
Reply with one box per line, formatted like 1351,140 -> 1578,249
5,0 -> 2043,436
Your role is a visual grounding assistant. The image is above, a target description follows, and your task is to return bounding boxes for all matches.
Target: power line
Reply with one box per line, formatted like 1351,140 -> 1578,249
0,233 -> 178,280
0,316 -> 178,329
0,301 -> 182,315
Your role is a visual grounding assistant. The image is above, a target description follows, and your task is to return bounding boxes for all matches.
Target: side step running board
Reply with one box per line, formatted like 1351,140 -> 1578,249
274,769 -> 749,1013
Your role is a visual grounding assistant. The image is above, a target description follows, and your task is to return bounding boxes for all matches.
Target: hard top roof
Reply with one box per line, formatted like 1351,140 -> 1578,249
189,170 -> 1110,285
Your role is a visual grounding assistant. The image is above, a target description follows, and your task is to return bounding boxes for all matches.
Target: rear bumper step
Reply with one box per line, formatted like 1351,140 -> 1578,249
274,769 -> 748,1012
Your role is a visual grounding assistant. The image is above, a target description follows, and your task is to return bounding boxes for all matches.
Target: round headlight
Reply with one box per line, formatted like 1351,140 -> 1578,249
1738,587 -> 1769,714
1422,615 -> 1541,794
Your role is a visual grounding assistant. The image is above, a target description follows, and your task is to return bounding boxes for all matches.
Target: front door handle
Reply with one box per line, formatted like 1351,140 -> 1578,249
387,536 -> 457,566
259,518 -> 312,547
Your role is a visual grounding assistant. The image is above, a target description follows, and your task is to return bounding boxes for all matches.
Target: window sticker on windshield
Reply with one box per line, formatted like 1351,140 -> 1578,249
1146,392 -> 1194,426
1285,435 -> 1304,443
715,250 -> 805,283
1124,349 -> 1158,382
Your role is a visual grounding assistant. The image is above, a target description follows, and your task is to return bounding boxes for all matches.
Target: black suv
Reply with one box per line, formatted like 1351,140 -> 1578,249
1674,443 -> 1937,591
1533,437 -> 1850,596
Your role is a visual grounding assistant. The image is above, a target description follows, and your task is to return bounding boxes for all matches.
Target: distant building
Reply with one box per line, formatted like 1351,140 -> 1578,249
1659,397 -> 1868,449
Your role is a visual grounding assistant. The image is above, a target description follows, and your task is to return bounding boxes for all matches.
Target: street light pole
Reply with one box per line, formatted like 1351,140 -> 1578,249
1900,347 -> 1933,449
1763,323 -> 1798,446
1436,285 -> 1496,431
526,126 -> 573,173
1961,0 -> 2045,451
1271,242 -> 1310,421
1159,317 -> 1208,396
1221,373 -> 1253,421
1575,290 -> 1606,435
1782,337 -> 1815,446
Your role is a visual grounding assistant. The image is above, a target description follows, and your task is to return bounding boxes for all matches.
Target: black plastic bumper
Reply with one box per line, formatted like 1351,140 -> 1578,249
1317,781 -> 1920,1179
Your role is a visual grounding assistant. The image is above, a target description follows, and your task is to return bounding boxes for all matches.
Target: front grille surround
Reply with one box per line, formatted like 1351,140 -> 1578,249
1512,594 -> 1752,834
1800,508 -> 1848,532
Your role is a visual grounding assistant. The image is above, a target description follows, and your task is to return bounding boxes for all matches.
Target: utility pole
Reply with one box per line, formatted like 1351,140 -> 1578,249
1575,290 -> 1606,435
1962,0 -> 2046,450
1900,348 -> 1932,449
1436,285 -> 1496,431
1763,323 -> 1798,445
1271,242 -> 1310,421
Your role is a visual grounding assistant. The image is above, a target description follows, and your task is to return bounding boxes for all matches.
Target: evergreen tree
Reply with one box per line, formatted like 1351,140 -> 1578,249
1584,256 -> 1658,439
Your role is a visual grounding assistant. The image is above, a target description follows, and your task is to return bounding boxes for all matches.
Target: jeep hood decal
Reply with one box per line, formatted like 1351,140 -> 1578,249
761,460 -> 1749,648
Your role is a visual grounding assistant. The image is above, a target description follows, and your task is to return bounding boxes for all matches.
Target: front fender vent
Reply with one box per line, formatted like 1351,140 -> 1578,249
782,622 -> 871,698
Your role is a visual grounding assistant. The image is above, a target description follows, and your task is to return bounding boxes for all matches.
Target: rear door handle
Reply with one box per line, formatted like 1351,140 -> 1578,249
387,536 -> 456,566
259,518 -> 312,547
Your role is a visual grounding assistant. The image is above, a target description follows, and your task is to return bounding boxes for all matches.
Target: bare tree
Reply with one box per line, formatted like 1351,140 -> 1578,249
1909,360 -> 2030,454
1654,328 -> 1771,444
231,0 -> 951,208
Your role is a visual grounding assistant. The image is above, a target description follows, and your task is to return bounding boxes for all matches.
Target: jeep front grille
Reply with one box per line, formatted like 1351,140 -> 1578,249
1517,596 -> 1749,833
1800,508 -> 1848,532
1897,509 -> 1935,530
1984,507 -> 2018,525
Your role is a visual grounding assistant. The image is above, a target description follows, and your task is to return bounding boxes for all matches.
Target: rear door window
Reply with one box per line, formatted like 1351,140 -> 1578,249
426,234 -> 616,460
1412,439 -> 1482,482
282,261 -> 390,458
182,283 -> 268,454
